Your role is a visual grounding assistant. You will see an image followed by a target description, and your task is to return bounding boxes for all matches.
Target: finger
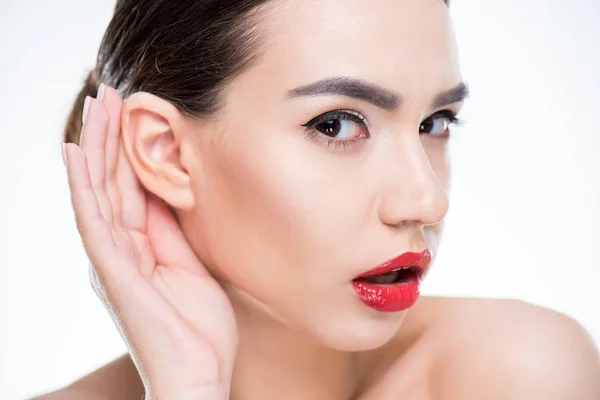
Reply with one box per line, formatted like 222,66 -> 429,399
105,88 -> 147,232
65,143 -> 115,266
145,193 -> 208,275
100,85 -> 125,228
65,144 -> 189,360
79,97 -> 114,226
117,139 -> 147,232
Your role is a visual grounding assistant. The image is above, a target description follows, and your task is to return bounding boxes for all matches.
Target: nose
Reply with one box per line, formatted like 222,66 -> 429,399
377,134 -> 449,229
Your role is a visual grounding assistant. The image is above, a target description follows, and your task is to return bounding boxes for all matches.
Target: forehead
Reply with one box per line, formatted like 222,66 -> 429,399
252,0 -> 460,100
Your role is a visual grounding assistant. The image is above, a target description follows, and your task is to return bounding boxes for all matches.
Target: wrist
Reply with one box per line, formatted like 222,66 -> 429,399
145,384 -> 228,400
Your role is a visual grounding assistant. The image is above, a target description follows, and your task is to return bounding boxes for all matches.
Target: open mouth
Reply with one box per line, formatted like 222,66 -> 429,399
352,250 -> 429,312
354,266 -> 420,285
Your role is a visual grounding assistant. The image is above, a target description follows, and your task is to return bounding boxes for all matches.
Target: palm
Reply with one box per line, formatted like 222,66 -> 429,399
111,197 -> 236,342
115,198 -> 237,361
65,87 -> 237,395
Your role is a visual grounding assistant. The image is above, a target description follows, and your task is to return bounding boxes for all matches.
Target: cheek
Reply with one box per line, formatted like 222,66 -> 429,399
190,128 -> 366,293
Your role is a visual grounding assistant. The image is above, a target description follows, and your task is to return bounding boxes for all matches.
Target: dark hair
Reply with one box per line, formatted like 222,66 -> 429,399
64,0 -> 449,144
64,0 -> 271,144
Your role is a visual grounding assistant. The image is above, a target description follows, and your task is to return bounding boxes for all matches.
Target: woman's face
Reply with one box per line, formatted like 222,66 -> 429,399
179,0 -> 464,350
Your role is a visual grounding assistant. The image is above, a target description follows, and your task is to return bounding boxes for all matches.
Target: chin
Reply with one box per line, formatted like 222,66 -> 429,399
307,309 -> 409,352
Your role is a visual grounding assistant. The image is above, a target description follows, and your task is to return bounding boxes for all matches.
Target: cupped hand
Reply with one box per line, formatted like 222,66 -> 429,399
62,85 -> 237,400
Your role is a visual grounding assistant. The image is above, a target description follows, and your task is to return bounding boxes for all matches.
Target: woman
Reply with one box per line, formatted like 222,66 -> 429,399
36,0 -> 600,399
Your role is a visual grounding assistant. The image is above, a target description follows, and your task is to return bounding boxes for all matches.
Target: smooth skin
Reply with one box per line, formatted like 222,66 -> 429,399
36,0 -> 600,399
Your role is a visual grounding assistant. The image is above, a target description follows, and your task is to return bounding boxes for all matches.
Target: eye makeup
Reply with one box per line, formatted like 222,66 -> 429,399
300,107 -> 462,152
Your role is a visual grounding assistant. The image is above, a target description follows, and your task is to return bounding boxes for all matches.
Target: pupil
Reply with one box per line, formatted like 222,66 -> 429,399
318,119 -> 340,137
420,119 -> 432,133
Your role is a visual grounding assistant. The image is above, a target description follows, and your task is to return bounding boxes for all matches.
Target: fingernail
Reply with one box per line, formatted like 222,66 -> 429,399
61,142 -> 68,167
82,96 -> 91,125
97,83 -> 106,101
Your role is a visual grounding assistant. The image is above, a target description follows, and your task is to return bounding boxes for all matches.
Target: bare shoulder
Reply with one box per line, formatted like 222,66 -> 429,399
29,354 -> 143,400
420,296 -> 600,400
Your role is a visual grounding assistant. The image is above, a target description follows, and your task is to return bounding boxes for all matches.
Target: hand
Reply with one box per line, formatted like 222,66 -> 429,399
62,85 -> 237,400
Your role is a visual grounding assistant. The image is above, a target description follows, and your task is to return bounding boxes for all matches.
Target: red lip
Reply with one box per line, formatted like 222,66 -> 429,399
355,249 -> 432,279
352,249 -> 432,312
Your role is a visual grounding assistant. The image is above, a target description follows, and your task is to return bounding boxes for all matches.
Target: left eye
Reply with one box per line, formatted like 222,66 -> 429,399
420,110 -> 458,135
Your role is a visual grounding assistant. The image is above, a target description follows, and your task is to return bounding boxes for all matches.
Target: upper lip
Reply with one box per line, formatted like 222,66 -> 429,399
354,249 -> 432,279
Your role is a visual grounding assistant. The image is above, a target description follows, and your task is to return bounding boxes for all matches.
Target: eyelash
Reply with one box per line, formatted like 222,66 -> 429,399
302,109 -> 462,151
301,110 -> 368,151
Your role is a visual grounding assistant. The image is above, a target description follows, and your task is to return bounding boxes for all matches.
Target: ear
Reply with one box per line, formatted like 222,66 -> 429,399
120,92 -> 195,210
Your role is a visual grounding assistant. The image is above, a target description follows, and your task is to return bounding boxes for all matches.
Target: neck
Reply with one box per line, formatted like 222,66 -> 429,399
226,290 -> 371,400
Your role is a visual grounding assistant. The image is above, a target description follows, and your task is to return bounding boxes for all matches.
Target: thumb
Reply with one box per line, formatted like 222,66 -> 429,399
145,193 -> 208,275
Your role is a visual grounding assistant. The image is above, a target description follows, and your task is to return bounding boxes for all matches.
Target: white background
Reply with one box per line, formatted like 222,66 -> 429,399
2,0 -> 599,398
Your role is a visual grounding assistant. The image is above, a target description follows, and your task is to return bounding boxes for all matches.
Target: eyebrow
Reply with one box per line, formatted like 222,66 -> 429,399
287,77 -> 469,112
430,82 -> 470,111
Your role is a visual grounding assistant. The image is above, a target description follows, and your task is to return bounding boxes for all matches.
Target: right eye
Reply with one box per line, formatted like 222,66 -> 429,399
302,110 -> 370,141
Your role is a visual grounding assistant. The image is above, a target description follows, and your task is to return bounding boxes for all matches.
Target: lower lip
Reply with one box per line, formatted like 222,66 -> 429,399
352,274 -> 421,312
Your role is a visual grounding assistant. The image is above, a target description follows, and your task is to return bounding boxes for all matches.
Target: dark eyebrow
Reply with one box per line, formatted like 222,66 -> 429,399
287,77 -> 400,111
429,82 -> 469,111
287,77 -> 469,112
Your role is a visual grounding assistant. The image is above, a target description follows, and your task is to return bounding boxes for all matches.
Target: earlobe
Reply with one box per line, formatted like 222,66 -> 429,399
120,92 -> 195,210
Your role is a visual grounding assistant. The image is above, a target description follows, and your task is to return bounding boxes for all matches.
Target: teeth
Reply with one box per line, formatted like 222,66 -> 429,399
360,267 -> 415,285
